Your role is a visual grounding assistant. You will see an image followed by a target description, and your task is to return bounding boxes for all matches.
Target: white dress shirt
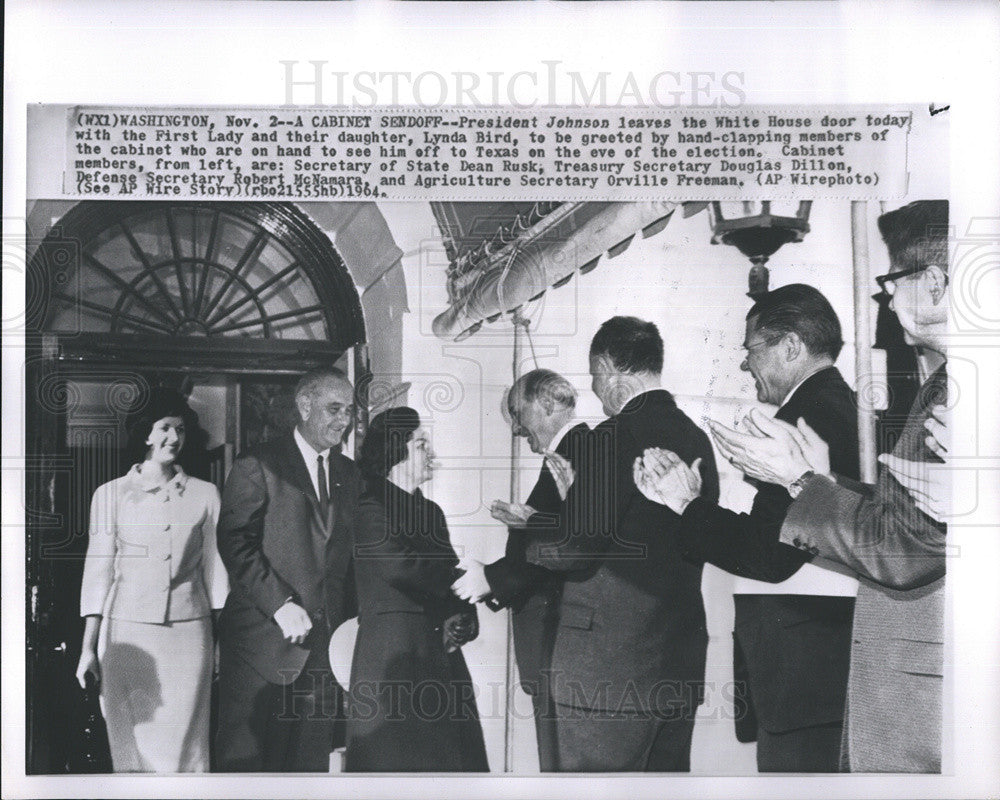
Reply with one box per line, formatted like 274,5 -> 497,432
294,426 -> 332,500
548,418 -> 580,453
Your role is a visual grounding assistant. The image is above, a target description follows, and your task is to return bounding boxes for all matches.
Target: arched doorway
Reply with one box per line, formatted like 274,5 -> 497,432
25,201 -> 366,773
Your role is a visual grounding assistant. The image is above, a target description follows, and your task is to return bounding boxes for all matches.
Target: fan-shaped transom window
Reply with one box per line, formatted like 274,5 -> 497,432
34,201 -> 365,350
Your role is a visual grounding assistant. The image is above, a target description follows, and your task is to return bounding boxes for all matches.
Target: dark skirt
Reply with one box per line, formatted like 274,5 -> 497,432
345,609 -> 488,772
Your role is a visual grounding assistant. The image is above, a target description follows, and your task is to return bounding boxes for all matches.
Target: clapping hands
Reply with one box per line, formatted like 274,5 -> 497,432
708,409 -> 830,487
878,404 -> 950,523
923,404 -> 948,460
632,449 -> 702,514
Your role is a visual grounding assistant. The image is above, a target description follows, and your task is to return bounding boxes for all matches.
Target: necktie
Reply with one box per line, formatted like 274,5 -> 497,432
317,454 -> 330,510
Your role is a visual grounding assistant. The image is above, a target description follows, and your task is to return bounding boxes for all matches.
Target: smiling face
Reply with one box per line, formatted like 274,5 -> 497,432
741,316 -> 792,406
509,392 -> 554,454
884,266 -> 948,347
296,376 -> 355,452
399,426 -> 436,487
589,353 -> 625,417
145,416 -> 186,465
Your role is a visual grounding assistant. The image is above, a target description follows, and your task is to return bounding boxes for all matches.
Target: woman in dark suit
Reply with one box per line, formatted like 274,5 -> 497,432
345,407 -> 488,772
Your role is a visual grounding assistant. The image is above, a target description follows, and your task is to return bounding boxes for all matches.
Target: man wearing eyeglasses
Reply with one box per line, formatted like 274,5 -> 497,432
636,283 -> 860,772
701,200 -> 949,772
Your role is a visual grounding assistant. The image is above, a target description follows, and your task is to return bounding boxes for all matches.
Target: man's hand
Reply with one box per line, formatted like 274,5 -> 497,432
452,558 -> 491,603
708,408 -> 816,487
879,453 -> 949,523
632,449 -> 702,514
490,500 -> 536,528
544,451 -> 575,500
740,413 -> 832,477
273,600 -> 313,645
924,404 -> 948,459
792,417 -> 832,476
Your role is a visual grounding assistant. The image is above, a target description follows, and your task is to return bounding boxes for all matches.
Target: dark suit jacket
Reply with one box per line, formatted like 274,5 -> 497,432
678,366 -> 859,580
677,367 -> 859,736
216,434 -> 361,685
346,479 -> 488,772
483,422 -> 589,695
781,365 -> 947,772
526,390 -> 719,715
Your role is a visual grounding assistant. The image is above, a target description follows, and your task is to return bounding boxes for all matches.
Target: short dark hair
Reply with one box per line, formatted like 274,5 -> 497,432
509,369 -> 576,416
589,316 -> 664,374
747,283 -> 844,360
295,366 -> 351,402
878,200 -> 949,274
358,406 -> 421,479
123,387 -> 198,467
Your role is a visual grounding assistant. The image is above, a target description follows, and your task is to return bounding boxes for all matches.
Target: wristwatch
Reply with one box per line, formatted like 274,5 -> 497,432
787,470 -> 815,499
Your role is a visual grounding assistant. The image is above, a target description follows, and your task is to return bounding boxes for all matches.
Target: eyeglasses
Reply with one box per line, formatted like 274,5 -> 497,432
739,333 -> 785,355
874,265 -> 927,294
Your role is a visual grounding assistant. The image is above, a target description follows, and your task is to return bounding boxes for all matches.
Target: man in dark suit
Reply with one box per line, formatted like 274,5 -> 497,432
633,284 -> 859,772
707,201 -> 949,772
523,317 -> 719,772
451,368 -> 589,771
215,367 -> 362,771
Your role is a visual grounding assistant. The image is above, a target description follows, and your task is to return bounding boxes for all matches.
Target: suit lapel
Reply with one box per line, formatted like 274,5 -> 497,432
894,365 -> 947,463
554,423 -> 584,458
325,451 -> 353,540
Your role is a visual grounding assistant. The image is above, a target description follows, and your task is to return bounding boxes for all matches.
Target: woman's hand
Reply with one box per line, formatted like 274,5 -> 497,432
77,615 -> 102,689
443,610 -> 479,652
76,650 -> 101,690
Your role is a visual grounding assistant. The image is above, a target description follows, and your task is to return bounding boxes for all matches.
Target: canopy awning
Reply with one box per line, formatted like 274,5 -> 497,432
431,201 -> 705,341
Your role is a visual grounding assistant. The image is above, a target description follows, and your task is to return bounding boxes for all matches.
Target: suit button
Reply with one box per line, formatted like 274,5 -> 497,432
792,537 -> 802,547
809,546 -> 819,555
161,553 -> 170,560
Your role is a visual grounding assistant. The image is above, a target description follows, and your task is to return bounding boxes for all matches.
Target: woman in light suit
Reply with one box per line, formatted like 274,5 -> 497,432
75,388 -> 227,772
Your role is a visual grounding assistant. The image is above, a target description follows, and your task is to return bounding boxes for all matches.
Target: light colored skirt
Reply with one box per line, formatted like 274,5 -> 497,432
98,616 -> 213,772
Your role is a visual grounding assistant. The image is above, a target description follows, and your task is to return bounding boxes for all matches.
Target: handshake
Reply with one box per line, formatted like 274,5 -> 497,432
449,495 -> 542,605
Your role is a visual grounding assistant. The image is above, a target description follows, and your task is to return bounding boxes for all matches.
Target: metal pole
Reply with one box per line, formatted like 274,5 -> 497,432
503,313 -> 526,772
851,201 -> 878,483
